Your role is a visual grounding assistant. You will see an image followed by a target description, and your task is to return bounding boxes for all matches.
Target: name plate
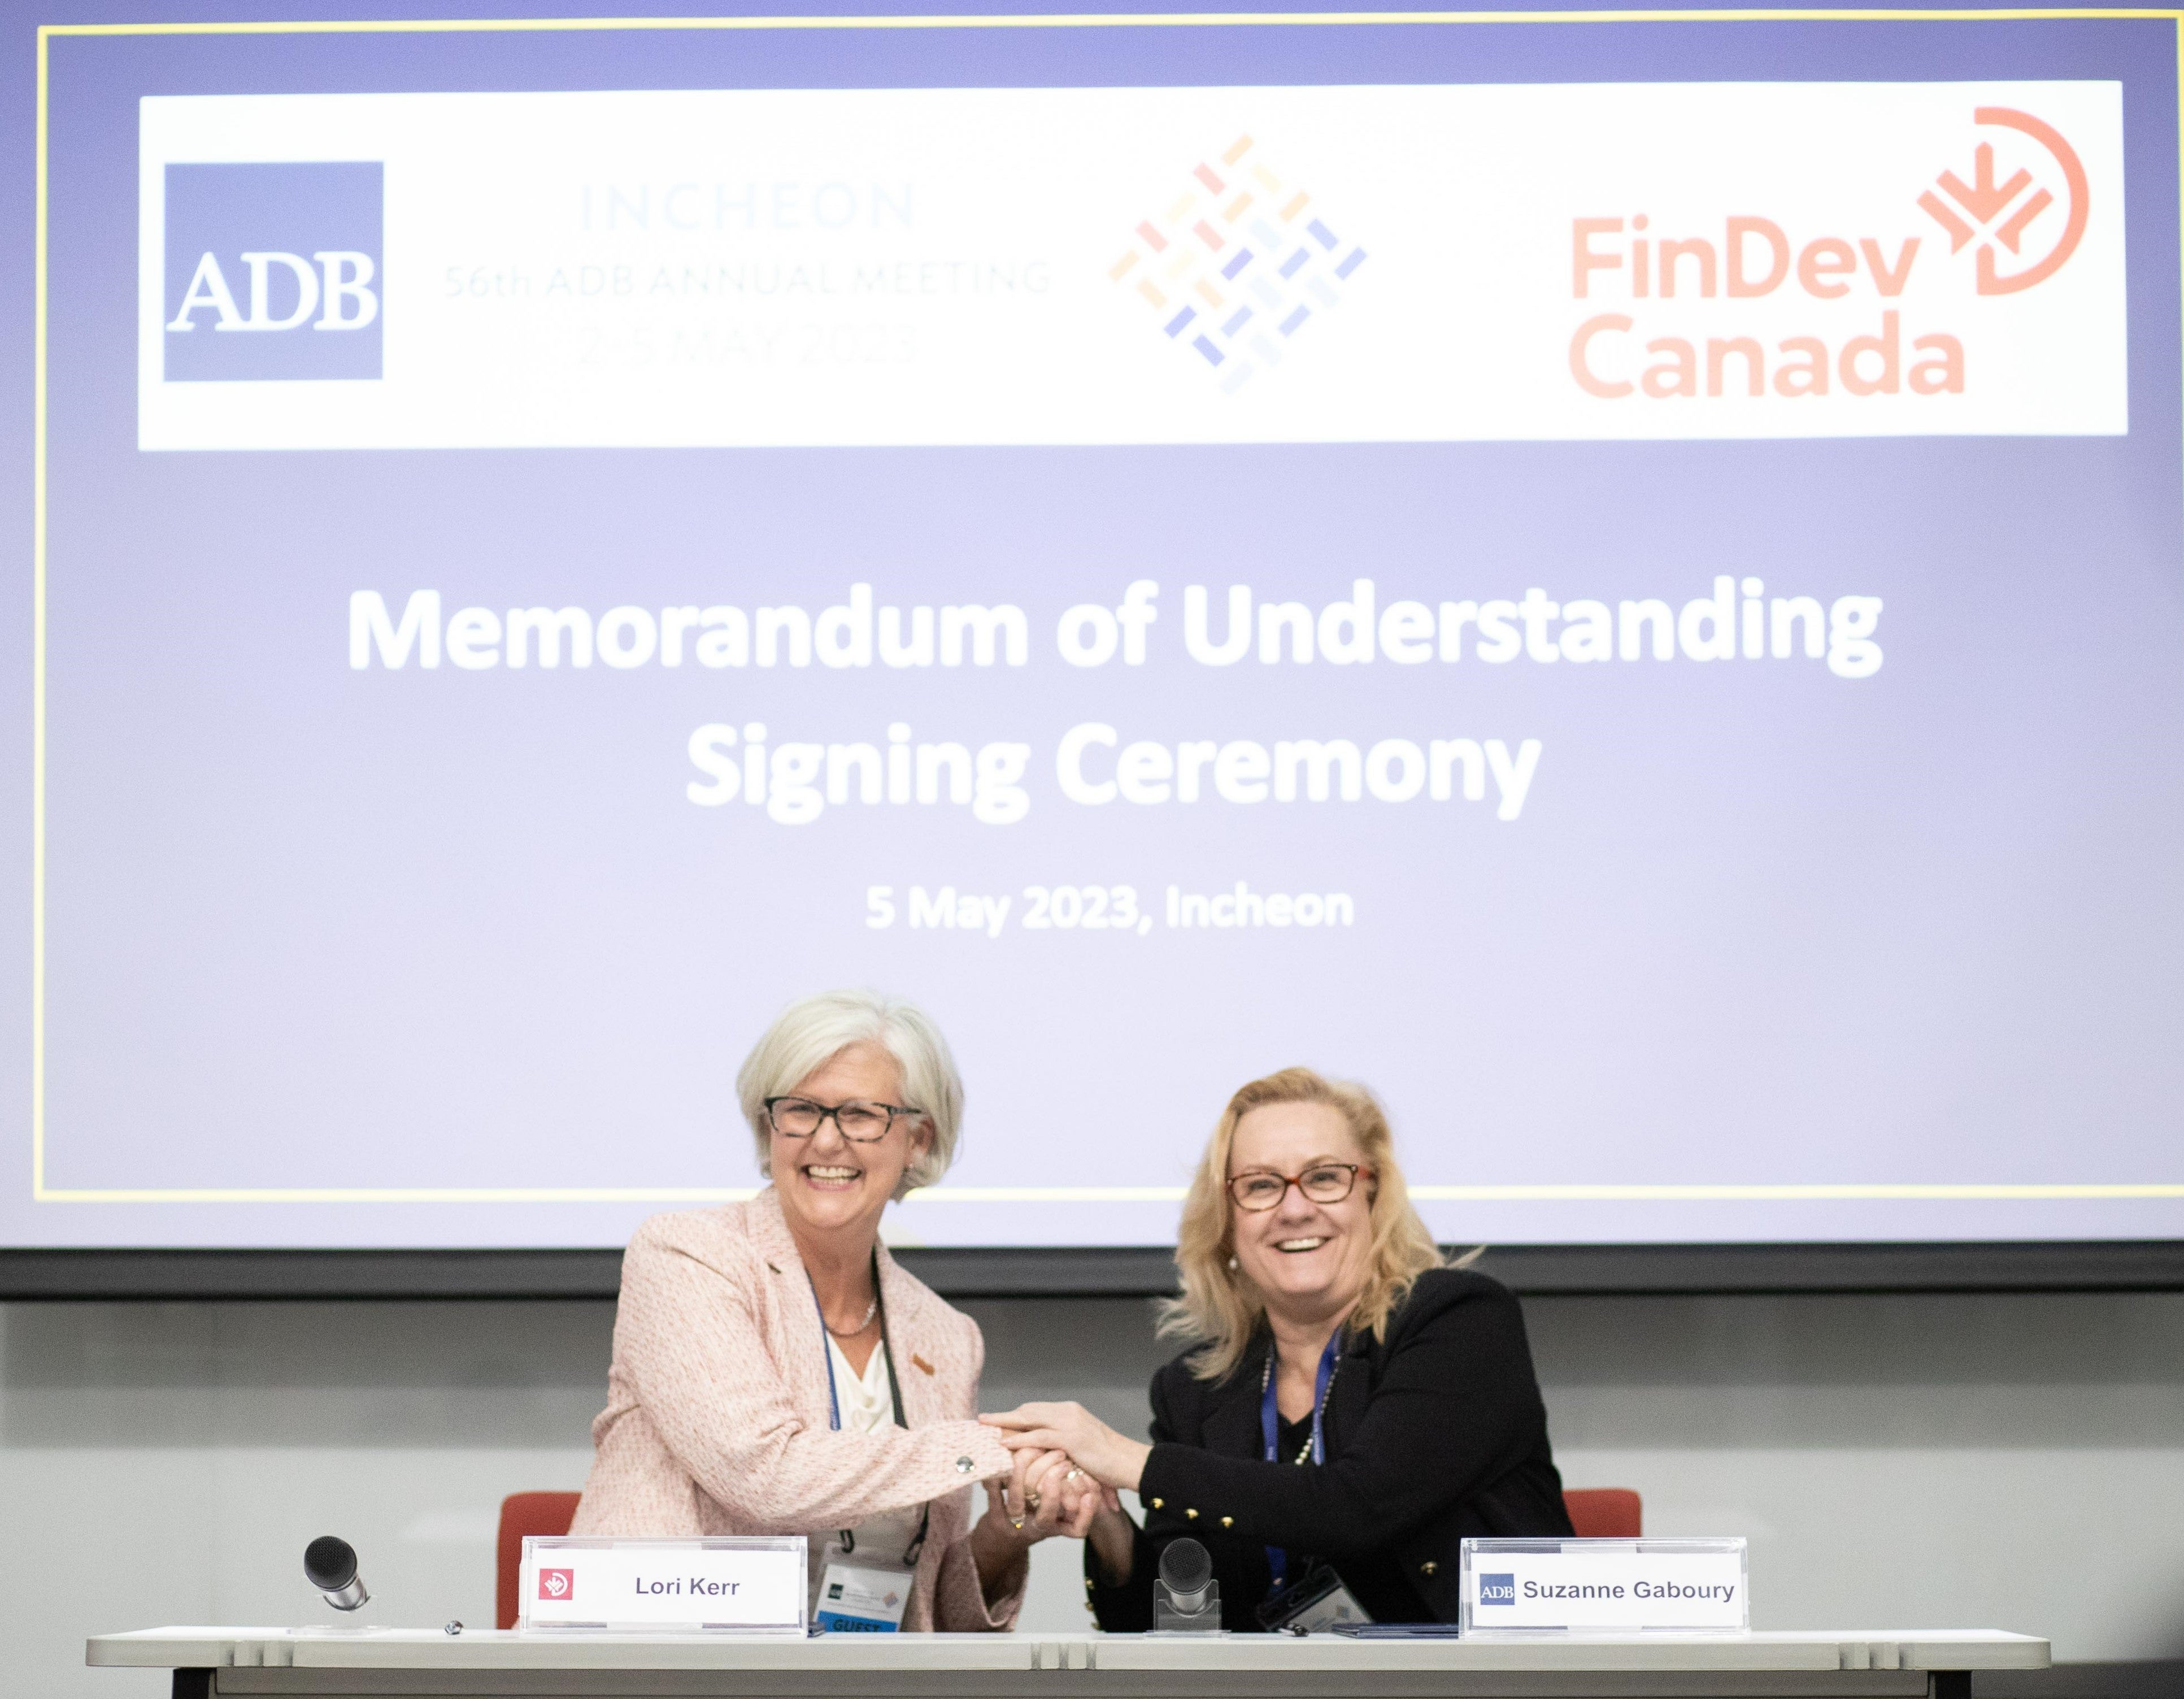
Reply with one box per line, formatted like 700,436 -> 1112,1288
1460,1538 -> 1748,1633
520,1536 -> 807,1633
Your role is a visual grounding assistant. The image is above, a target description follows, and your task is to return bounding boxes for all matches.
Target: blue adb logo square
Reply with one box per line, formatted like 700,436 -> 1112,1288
163,161 -> 382,381
1479,1574 -> 1516,1606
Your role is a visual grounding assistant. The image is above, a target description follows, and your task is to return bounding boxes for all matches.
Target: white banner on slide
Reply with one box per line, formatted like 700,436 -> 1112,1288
138,82 -> 2125,449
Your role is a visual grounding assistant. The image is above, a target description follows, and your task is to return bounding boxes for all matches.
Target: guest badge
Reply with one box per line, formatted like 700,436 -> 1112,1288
815,1539 -> 915,1632
1460,1537 -> 1748,1633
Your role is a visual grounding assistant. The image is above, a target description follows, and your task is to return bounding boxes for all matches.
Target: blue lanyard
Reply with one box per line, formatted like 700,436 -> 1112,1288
820,1321 -> 843,1433
1259,1332 -> 1341,1593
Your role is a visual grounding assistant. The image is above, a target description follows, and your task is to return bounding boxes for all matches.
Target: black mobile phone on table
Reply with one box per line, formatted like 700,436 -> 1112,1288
1256,1563 -> 1374,1633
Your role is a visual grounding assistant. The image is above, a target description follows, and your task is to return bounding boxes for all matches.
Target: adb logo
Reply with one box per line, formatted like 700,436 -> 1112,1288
1479,1573 -> 1516,1605
163,162 -> 383,381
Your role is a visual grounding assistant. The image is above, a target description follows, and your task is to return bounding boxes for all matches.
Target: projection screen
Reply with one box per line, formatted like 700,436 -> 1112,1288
11,6 -> 2184,1258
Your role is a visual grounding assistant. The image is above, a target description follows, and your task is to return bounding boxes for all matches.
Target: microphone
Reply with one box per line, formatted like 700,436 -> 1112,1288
303,1536 -> 371,1612
1160,1539 -> 1213,1613
1154,1536 -> 1221,1631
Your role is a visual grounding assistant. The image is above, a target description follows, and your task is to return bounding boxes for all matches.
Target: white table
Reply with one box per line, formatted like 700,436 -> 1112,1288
89,1627 -> 2048,1699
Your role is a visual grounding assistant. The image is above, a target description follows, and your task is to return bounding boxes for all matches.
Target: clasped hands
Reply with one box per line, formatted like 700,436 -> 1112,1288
977,1402 -> 1152,1544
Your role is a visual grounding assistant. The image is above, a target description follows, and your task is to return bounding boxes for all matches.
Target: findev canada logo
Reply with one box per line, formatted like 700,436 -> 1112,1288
1917,107 -> 2087,294
1567,105 -> 2095,407
163,162 -> 383,381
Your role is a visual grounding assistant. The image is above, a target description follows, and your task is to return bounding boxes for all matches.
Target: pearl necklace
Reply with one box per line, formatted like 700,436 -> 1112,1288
1262,1350 -> 1341,1463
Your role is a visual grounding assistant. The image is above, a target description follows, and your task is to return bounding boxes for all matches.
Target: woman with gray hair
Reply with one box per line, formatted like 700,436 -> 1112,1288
572,988 -> 1098,1631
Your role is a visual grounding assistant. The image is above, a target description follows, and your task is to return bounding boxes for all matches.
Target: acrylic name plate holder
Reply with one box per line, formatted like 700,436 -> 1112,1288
520,1536 -> 807,1633
1460,1537 -> 1748,1635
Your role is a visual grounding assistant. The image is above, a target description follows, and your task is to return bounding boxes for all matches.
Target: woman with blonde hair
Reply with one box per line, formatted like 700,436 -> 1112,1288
983,1066 -> 1569,1629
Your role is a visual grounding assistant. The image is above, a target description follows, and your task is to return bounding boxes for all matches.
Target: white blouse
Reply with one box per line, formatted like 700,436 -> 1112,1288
806,1337 -> 928,1610
828,1335 -> 897,1432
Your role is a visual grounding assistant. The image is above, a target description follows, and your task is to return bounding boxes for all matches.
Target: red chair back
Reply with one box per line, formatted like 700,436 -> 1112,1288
497,1491 -> 582,1630
1563,1488 -> 1642,1537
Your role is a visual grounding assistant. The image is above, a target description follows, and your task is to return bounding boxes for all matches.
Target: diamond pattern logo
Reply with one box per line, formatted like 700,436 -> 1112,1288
1110,134 -> 1368,394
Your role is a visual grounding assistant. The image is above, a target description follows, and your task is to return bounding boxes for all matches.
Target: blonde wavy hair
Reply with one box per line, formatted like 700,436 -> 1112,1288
1156,1066 -> 1459,1382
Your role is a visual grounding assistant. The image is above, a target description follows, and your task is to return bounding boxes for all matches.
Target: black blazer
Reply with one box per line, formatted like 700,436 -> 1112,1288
1086,1267 -> 1572,1630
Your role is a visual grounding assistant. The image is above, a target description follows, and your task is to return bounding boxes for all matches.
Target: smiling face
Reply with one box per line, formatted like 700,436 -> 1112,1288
768,1041 -> 932,1244
1226,1100 -> 1376,1327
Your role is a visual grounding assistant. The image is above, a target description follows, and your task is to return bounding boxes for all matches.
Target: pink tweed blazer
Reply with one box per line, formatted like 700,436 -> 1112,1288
571,1189 -> 1022,1631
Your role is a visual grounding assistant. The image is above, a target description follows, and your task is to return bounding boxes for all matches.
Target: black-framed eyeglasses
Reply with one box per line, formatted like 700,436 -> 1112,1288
764,1097 -> 925,1142
1226,1162 -> 1371,1211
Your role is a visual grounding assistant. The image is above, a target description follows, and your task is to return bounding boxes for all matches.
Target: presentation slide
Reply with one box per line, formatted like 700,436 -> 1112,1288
12,8 -> 2183,1251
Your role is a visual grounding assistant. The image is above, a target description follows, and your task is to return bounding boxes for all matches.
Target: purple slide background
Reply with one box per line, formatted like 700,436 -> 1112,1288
9,5 -> 2183,1248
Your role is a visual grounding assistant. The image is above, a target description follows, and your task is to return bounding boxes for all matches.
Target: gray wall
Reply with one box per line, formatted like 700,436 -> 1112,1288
6,1289 -> 2182,1698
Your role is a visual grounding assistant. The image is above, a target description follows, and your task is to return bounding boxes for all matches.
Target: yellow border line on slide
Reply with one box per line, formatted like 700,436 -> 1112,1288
22,1181 -> 2184,1205
29,8 -> 2184,1205
31,8 -> 2184,31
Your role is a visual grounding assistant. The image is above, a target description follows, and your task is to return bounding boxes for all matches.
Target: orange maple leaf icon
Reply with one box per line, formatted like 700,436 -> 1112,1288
1918,107 -> 2088,295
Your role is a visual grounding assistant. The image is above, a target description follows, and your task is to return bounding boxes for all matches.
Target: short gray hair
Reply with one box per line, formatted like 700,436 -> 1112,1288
736,989 -> 964,1197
